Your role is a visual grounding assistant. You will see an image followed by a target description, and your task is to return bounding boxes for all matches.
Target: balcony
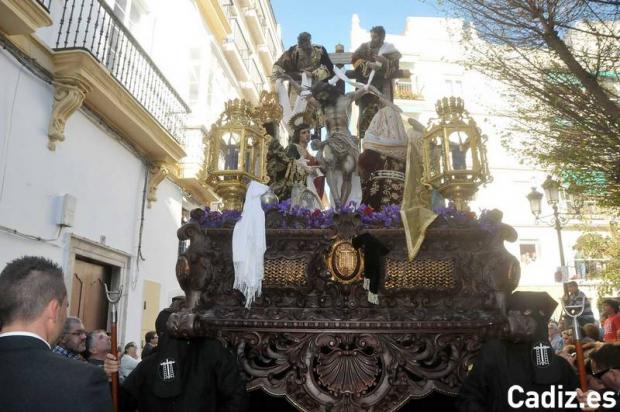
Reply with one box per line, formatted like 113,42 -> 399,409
50,0 -> 189,164
394,80 -> 424,101
256,27 -> 278,73
247,57 -> 265,94
243,4 -> 267,49
0,0 -> 52,35
242,0 -> 279,73
177,127 -> 220,205
196,0 -> 231,44
222,18 -> 262,103
36,0 -> 51,10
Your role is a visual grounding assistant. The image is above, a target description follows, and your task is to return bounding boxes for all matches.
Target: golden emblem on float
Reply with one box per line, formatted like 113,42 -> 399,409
421,96 -> 492,211
326,240 -> 364,284
203,99 -> 270,211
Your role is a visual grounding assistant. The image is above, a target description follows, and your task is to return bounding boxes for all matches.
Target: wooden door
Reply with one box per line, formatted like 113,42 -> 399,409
71,259 -> 109,331
141,280 -> 161,346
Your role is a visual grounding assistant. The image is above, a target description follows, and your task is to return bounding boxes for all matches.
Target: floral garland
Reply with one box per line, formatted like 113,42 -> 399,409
195,201 -> 495,231
197,201 -> 404,229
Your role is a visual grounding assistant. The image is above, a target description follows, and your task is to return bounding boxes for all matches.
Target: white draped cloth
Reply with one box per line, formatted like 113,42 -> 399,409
276,72 -> 312,130
362,106 -> 409,160
233,180 -> 269,308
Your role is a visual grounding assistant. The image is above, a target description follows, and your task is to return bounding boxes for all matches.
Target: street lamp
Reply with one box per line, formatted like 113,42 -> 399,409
542,175 -> 561,204
420,97 -> 492,211
526,175 -> 567,268
526,186 -> 543,218
204,99 -> 270,210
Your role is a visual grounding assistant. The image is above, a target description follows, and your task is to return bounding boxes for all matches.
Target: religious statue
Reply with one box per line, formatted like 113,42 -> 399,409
273,32 -> 333,83
351,26 -> 402,139
286,117 -> 325,209
272,32 -> 334,130
307,82 -> 397,208
265,118 -> 324,209
357,106 -> 408,209
265,137 -> 295,201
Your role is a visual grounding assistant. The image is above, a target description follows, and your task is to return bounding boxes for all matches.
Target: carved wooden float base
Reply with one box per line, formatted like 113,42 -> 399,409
173,216 -> 519,411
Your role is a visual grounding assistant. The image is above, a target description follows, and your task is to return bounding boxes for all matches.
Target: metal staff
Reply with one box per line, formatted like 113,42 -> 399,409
563,297 -> 588,392
105,284 -> 123,412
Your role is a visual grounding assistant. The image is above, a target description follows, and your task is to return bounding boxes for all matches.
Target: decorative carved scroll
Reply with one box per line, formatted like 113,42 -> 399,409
147,163 -> 170,208
48,77 -> 89,151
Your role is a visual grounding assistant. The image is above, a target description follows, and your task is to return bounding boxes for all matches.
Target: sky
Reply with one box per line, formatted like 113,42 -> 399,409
270,0 -> 446,52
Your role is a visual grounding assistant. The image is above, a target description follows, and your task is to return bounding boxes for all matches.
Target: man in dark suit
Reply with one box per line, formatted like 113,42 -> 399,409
0,256 -> 112,412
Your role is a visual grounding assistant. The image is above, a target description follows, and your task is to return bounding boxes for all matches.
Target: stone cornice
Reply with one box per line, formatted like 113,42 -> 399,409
195,0 -> 232,44
175,177 -> 219,206
0,0 -> 52,35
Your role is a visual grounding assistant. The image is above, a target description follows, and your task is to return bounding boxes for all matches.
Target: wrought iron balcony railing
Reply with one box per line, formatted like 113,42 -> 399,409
54,0 -> 190,143
220,0 -> 235,19
394,80 -> 424,100
36,0 -> 52,12
248,57 -> 264,92
230,17 -> 251,63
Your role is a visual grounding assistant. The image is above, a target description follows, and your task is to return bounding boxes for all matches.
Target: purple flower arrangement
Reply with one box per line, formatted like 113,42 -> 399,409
197,201 -> 404,230
434,203 -> 478,225
194,201 -> 500,232
196,208 -> 242,228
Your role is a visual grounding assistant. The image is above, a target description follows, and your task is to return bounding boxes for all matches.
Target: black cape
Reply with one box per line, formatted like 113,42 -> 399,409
457,340 -> 579,412
121,336 -> 248,412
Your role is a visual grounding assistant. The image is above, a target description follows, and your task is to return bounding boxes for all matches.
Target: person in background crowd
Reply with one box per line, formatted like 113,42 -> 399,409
562,328 -> 575,347
584,323 -> 602,341
141,330 -> 158,358
548,321 -> 564,353
602,299 -> 620,342
578,344 -> 620,411
0,256 -> 111,411
53,316 -> 87,361
120,342 -> 140,383
562,281 -> 595,326
86,329 -> 111,367
600,314 -> 607,341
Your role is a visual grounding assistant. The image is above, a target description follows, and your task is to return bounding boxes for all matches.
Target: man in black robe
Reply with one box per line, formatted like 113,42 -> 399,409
120,305 -> 248,411
457,291 -> 579,411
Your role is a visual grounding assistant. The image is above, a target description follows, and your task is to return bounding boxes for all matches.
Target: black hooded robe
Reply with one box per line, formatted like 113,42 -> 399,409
457,340 -> 580,412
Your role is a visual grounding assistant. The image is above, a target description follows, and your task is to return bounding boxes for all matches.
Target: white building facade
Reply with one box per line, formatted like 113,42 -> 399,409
351,15 -> 612,314
0,0 -> 281,349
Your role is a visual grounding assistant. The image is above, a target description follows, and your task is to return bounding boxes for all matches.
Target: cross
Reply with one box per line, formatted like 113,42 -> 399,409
161,359 -> 175,380
533,343 -> 551,366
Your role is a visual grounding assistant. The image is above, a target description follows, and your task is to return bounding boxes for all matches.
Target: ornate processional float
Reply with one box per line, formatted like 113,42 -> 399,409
170,30 -> 518,412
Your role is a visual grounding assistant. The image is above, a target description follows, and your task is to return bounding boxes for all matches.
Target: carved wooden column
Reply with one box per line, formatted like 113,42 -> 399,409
48,77 -> 89,151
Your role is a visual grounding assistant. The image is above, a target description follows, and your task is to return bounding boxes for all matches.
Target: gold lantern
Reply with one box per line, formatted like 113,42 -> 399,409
205,99 -> 270,210
421,97 -> 491,211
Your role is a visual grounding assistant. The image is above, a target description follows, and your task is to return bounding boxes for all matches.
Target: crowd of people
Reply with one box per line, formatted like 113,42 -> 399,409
0,256 -> 247,411
458,283 -> 620,411
50,313 -> 154,381
550,282 -> 620,358
4,255 -> 620,411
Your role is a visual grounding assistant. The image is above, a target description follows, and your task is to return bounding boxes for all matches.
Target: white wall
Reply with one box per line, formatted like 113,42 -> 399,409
0,45 -> 182,344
